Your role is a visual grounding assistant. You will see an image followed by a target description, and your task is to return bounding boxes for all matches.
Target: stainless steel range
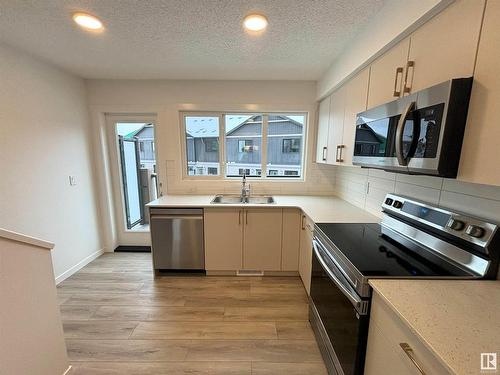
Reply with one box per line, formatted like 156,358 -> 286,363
309,194 -> 500,375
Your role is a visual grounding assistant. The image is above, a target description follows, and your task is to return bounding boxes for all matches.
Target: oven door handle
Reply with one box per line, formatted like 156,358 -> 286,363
312,240 -> 368,315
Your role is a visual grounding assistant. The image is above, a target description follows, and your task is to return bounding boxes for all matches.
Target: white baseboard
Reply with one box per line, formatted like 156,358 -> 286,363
55,248 -> 104,285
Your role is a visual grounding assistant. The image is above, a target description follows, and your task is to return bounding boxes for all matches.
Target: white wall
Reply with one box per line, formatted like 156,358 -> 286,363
86,79 -> 337,248
317,0 -> 452,99
0,43 -> 103,280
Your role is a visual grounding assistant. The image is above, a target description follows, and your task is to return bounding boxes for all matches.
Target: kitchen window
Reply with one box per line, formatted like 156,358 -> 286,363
182,112 -> 306,179
184,115 -> 220,176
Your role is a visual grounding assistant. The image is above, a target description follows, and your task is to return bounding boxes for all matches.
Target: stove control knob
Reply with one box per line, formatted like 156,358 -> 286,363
465,225 -> 485,238
448,219 -> 466,231
385,198 -> 394,205
392,200 -> 403,209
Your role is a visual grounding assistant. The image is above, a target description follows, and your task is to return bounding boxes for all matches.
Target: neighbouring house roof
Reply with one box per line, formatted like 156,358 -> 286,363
185,115 -> 304,139
124,124 -> 154,139
186,117 -> 220,138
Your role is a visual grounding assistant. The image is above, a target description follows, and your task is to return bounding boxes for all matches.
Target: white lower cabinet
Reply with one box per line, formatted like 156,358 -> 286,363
298,214 -> 314,294
243,208 -> 282,271
204,208 -> 243,271
204,207 -> 286,272
365,292 -> 451,375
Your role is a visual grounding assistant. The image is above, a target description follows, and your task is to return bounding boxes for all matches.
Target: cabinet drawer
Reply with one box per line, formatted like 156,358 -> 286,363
368,292 -> 451,375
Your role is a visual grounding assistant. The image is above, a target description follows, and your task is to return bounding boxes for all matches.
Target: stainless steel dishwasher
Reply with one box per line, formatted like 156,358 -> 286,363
149,208 -> 205,272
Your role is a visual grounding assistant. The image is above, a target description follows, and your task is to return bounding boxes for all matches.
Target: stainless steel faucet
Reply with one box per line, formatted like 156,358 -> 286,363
241,172 -> 251,203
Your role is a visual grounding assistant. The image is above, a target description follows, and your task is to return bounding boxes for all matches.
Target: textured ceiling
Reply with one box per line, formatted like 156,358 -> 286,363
0,0 -> 385,80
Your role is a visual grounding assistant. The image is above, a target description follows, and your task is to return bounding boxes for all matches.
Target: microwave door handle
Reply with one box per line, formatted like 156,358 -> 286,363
312,240 -> 366,313
395,101 -> 416,166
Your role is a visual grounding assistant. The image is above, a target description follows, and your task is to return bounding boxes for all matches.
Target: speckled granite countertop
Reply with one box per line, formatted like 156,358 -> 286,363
369,279 -> 500,375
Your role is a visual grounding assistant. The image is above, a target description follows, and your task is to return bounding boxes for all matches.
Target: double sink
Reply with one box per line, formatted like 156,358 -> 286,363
211,195 -> 275,204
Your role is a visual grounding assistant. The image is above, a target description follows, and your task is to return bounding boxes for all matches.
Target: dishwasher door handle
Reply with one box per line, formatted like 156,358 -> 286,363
151,215 -> 203,220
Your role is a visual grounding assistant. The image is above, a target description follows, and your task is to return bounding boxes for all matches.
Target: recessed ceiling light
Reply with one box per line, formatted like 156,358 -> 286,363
243,14 -> 268,32
72,12 -> 103,31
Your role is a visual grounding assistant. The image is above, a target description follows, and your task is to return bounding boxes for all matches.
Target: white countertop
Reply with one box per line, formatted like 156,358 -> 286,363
146,194 -> 380,223
0,228 -> 54,250
369,279 -> 500,375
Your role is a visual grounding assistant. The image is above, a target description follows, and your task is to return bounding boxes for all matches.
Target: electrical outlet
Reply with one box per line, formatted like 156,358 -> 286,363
69,175 -> 77,186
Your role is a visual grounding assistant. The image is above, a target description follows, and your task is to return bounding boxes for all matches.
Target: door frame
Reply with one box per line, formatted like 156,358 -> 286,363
105,114 -> 157,236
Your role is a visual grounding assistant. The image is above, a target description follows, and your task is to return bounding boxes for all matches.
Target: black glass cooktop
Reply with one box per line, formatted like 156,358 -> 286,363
315,223 -> 471,278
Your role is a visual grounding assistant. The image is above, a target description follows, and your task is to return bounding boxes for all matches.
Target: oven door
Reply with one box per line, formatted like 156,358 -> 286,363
310,238 -> 370,375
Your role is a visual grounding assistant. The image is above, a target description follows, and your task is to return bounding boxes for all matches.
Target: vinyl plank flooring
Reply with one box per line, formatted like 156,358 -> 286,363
63,293 -> 186,307
70,361 -> 252,374
60,253 -> 326,372
63,321 -> 139,339
223,306 -> 309,321
276,321 -> 315,340
251,362 -> 328,375
185,340 -> 323,362
131,321 -> 277,340
92,306 -> 225,321
58,282 -> 144,294
60,305 -> 98,320
184,294 -> 308,307
67,272 -> 154,283
67,339 -> 191,362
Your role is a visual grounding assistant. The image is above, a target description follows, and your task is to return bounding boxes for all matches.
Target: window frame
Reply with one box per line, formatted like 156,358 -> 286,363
180,111 -> 307,181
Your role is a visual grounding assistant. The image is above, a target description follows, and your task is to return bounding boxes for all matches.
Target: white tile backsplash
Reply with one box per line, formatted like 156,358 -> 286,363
334,166 -> 500,223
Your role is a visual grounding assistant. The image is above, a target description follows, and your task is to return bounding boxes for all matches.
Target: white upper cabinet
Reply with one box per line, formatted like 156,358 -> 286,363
405,0 -> 485,94
458,0 -> 500,187
326,86 -> 346,165
341,67 -> 370,166
367,38 -> 410,109
316,96 -> 331,163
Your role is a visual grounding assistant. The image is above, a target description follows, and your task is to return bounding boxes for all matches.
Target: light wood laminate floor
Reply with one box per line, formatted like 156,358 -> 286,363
58,252 -> 327,374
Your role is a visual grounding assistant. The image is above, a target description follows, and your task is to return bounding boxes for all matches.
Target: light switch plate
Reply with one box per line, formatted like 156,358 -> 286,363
69,175 -> 77,186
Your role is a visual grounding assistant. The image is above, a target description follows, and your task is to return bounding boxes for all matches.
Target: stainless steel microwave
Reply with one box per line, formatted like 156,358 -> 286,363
352,78 -> 473,177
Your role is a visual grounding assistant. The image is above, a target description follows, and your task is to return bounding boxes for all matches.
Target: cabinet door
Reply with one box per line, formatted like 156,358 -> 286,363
326,86 -> 346,164
243,208 -> 282,271
298,214 -> 313,294
316,96 -> 331,163
204,208 -> 243,270
367,38 -> 410,109
406,0 -> 485,93
281,208 -> 301,271
341,67 -> 370,166
458,0 -> 500,187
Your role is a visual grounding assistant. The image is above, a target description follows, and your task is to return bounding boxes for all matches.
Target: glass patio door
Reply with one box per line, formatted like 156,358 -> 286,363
118,135 -> 144,229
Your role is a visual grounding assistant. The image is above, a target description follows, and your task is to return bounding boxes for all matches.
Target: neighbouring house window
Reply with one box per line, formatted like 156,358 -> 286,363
282,138 -> 301,153
238,139 -> 254,153
184,115 -> 220,176
205,138 -> 219,152
183,112 -> 306,179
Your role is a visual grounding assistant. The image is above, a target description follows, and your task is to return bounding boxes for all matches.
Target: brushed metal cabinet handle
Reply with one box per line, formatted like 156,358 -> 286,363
400,343 -> 426,375
301,215 -> 306,230
338,145 -> 345,163
239,210 -> 242,225
393,67 -> 404,97
245,210 -> 248,225
322,146 -> 327,161
403,61 -> 415,94
335,145 -> 340,162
